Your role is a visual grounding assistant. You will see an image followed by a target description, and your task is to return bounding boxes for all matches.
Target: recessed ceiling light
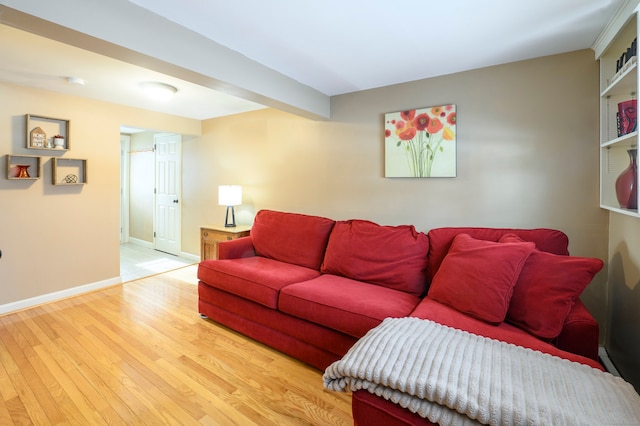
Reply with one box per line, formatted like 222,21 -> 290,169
139,81 -> 177,101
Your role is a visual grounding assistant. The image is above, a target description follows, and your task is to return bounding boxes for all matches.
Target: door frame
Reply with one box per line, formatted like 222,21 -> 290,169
120,134 -> 131,243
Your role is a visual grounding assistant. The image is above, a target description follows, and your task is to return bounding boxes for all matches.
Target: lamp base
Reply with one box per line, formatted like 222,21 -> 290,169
224,206 -> 236,227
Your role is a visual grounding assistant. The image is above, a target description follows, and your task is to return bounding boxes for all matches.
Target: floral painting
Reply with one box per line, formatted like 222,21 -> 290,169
384,105 -> 456,177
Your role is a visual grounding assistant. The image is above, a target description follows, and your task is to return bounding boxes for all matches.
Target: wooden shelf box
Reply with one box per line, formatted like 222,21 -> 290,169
5,154 -> 41,180
26,114 -> 70,151
52,158 -> 87,185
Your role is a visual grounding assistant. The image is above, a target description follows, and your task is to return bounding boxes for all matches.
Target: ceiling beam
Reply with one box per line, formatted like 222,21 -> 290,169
0,0 -> 330,120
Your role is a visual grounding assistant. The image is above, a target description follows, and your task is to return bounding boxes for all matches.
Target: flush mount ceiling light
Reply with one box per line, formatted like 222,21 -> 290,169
139,81 -> 177,101
66,76 -> 85,86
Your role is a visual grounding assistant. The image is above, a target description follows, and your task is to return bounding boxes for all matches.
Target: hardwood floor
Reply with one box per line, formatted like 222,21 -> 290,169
0,266 -> 352,425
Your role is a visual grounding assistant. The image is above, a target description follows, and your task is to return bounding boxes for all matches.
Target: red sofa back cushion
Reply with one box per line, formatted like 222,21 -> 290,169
251,210 -> 336,270
427,227 -> 569,283
321,220 -> 430,297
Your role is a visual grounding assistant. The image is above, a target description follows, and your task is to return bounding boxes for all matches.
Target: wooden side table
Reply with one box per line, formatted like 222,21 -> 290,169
200,225 -> 251,260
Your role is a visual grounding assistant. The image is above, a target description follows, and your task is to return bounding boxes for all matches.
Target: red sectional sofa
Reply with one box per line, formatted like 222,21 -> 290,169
197,209 -> 604,425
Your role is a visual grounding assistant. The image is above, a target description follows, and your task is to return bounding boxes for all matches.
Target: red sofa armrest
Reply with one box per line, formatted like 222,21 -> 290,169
554,298 -> 599,362
218,236 -> 256,259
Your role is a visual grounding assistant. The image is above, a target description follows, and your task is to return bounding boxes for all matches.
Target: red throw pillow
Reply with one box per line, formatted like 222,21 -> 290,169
499,234 -> 603,340
428,233 -> 535,324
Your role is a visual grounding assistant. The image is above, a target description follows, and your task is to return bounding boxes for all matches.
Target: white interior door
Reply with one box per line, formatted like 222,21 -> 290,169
154,133 -> 182,255
120,134 -> 130,243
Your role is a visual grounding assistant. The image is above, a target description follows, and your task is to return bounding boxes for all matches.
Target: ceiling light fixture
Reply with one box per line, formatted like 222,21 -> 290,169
139,81 -> 177,101
66,76 -> 85,86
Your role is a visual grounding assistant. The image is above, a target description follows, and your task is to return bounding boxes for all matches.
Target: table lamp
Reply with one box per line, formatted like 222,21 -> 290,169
218,185 -> 242,227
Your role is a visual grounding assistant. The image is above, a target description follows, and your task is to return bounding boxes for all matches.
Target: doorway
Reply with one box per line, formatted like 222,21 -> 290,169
120,130 -> 188,280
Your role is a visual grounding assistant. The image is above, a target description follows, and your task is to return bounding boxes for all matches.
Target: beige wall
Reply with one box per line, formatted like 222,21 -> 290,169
607,213 -> 640,387
0,82 -> 199,307
128,132 -> 156,242
183,49 -> 610,328
1,50 -> 613,340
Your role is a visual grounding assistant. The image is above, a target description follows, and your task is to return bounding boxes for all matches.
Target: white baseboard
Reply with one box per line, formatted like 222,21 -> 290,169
127,239 -> 199,263
0,276 -> 122,316
599,346 -> 621,376
180,251 -> 200,262
128,237 -> 153,248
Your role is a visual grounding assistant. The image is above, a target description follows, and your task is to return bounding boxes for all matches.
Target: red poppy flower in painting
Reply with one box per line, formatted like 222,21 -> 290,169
400,110 -> 416,121
385,129 -> 391,137
426,116 -> 444,134
414,113 -> 429,131
447,112 -> 457,125
396,121 -> 416,140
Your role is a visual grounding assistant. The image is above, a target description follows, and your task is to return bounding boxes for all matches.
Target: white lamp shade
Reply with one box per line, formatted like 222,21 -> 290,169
218,185 -> 242,206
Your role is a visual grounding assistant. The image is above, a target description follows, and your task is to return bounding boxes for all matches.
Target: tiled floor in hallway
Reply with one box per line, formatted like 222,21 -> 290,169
120,242 -> 195,282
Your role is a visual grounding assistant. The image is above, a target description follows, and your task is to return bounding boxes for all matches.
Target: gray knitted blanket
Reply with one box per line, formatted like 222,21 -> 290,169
323,317 -> 640,426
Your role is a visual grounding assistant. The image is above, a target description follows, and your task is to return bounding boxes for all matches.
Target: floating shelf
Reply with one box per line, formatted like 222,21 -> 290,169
52,158 -> 87,185
5,154 -> 41,180
26,114 -> 70,151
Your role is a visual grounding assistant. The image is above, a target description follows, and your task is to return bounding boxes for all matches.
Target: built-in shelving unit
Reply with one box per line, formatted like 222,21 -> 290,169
5,154 -> 41,180
596,7 -> 640,218
52,157 -> 87,185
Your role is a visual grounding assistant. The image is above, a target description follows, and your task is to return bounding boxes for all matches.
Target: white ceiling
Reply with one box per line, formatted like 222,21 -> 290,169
128,0 -> 624,96
0,24 -> 266,123
0,0 -> 626,122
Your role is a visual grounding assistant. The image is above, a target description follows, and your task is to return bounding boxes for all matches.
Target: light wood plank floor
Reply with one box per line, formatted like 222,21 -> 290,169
0,266 -> 352,425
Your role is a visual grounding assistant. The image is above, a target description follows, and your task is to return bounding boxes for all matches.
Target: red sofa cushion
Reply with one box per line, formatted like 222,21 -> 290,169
410,298 -> 604,370
279,274 -> 420,338
426,227 -> 569,283
427,234 -> 535,324
352,390 -> 435,426
499,233 -> 604,340
250,210 -> 335,270
321,220 -> 429,297
197,257 -> 320,308
555,299 -> 600,361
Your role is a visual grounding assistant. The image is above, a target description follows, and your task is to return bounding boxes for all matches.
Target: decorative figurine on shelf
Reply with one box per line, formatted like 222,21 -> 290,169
64,174 -> 78,184
16,165 -> 30,178
53,135 -> 65,149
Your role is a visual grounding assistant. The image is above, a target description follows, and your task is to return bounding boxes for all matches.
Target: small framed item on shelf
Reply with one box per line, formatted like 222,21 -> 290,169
29,127 -> 46,148
26,114 -> 70,151
52,157 -> 87,185
618,99 -> 637,137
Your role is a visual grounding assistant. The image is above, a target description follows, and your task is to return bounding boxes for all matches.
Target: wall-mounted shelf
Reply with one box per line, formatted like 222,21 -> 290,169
26,114 -> 70,151
52,158 -> 87,185
5,154 -> 41,180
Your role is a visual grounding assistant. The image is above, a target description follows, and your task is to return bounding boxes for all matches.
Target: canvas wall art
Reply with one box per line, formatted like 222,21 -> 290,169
384,105 -> 456,177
